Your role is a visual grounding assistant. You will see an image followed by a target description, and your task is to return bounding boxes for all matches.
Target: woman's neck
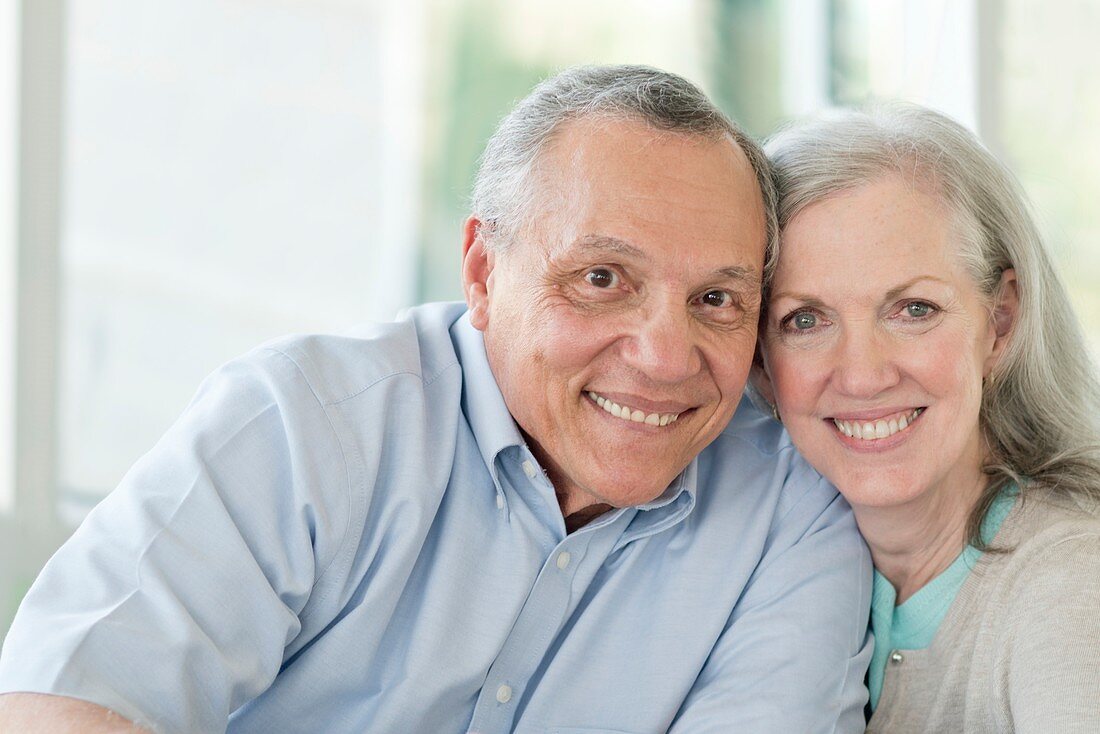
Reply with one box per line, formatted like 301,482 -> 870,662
855,475 -> 987,604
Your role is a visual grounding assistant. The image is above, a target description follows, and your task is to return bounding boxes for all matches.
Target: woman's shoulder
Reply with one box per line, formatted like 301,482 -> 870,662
979,490 -> 1100,731
985,489 -> 1100,617
1001,490 -> 1097,557
999,486 -> 1100,541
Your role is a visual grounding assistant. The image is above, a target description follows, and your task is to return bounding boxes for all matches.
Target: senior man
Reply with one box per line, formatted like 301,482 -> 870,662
0,65 -> 871,733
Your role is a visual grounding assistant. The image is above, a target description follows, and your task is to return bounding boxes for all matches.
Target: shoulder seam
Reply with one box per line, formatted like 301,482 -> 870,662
254,346 -> 354,595
259,344 -> 460,407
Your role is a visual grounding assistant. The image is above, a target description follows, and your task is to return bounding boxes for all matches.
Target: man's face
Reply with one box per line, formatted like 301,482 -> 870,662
463,118 -> 766,516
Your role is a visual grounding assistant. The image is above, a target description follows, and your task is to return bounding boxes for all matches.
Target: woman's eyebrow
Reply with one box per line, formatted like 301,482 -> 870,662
767,289 -> 822,304
770,276 -> 954,304
884,276 -> 954,300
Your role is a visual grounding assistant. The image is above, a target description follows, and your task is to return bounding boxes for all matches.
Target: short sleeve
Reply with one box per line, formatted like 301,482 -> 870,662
0,348 -> 353,734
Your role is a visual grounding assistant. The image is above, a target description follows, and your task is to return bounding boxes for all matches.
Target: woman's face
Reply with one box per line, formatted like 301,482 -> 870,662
760,175 -> 1005,511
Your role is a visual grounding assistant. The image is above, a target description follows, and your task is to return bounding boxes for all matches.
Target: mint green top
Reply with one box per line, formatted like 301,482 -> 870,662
868,488 -> 1019,710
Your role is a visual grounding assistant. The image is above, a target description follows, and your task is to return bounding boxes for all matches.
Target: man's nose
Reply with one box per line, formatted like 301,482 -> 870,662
831,326 -> 901,398
621,303 -> 703,383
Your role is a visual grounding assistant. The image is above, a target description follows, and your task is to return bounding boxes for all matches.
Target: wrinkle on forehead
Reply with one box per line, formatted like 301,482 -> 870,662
513,117 -> 765,270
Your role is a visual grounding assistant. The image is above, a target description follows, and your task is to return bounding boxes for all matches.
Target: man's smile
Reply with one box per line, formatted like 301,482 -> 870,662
586,390 -> 683,426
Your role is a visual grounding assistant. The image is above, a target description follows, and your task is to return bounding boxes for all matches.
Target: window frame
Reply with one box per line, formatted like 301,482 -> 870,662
2,0 -> 71,637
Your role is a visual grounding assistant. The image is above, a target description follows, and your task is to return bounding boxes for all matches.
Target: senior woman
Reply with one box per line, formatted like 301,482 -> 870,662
754,104 -> 1100,732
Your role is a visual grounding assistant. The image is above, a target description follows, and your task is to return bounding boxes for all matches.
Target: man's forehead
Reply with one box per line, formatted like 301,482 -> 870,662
511,116 -> 766,274
548,117 -> 744,173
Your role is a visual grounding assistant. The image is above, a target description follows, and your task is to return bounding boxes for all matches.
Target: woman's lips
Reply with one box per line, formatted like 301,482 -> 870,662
830,407 -> 925,440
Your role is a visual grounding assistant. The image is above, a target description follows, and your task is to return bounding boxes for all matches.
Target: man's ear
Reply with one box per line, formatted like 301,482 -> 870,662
462,216 -> 494,331
985,268 -> 1019,375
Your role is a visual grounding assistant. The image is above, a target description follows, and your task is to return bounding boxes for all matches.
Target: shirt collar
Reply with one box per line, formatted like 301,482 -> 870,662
450,312 -> 526,474
612,460 -> 697,549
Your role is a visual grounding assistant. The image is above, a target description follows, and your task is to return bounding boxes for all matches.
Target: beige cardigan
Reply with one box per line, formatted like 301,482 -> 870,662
867,492 -> 1100,733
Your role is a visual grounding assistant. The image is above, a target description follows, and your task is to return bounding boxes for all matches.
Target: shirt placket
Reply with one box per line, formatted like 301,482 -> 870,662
465,454 -> 624,734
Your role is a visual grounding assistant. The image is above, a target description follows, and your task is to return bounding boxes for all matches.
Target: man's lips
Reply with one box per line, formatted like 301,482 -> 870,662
585,390 -> 688,427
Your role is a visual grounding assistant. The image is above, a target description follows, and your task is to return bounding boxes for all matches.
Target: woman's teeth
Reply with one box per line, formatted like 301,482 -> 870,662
833,408 -> 924,440
587,391 -> 680,427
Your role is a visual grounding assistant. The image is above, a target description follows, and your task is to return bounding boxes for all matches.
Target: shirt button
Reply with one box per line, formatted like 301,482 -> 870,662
521,460 -> 537,479
495,494 -> 504,510
890,650 -> 904,664
496,684 -> 512,703
556,551 -> 571,570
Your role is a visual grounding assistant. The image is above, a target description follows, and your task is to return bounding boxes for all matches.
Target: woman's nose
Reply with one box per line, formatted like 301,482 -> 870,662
831,327 -> 901,398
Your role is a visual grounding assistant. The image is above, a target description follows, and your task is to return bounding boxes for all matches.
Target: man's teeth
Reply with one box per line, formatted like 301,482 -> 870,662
587,391 -> 680,427
833,408 -> 924,440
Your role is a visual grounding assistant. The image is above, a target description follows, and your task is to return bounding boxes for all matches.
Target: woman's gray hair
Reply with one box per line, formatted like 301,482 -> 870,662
764,103 -> 1100,546
471,64 -> 778,281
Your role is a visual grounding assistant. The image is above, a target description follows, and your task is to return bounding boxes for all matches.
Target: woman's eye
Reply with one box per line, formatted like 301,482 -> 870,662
789,311 -> 817,330
585,268 -> 619,288
699,290 -> 733,308
905,302 -> 935,318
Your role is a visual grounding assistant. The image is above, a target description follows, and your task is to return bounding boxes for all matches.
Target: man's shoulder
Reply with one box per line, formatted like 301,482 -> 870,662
696,394 -> 839,514
240,301 -> 468,406
714,394 -> 796,458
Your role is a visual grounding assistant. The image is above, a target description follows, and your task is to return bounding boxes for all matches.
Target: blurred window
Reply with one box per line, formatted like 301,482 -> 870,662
826,0 -> 980,127
996,0 -> 1100,358
0,0 -> 17,512
56,0 -> 425,517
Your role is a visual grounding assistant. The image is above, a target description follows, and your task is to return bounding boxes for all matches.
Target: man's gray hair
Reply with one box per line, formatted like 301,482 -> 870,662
471,64 -> 777,279
764,103 -> 1100,544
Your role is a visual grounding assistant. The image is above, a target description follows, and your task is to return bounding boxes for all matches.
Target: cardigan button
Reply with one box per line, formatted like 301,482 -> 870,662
890,650 -> 904,664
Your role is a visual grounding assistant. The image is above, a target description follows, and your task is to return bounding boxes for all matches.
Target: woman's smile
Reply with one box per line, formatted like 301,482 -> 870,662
830,407 -> 924,442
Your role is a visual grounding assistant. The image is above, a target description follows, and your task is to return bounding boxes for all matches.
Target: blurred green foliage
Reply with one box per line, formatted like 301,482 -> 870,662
417,0 -> 552,303
708,0 -> 783,138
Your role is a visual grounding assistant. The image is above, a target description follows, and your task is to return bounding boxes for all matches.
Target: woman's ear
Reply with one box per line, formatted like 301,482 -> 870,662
986,268 -> 1019,374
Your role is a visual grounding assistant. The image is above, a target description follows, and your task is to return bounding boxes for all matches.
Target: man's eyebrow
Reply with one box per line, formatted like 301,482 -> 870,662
571,234 -> 647,259
714,266 -> 761,287
572,235 -> 761,286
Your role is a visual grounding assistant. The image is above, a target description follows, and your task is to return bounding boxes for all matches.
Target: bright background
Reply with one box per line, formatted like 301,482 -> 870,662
1,0 -> 1098,637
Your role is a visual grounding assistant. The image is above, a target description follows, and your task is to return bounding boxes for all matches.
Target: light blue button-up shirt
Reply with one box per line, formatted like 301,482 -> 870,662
0,302 -> 872,733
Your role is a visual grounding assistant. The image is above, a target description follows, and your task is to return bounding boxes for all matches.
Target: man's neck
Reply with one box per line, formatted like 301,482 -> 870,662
562,502 -> 614,533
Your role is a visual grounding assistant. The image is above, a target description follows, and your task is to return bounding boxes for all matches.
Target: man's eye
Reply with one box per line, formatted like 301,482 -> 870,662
697,290 -> 733,308
585,268 -> 619,288
905,301 -> 935,318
